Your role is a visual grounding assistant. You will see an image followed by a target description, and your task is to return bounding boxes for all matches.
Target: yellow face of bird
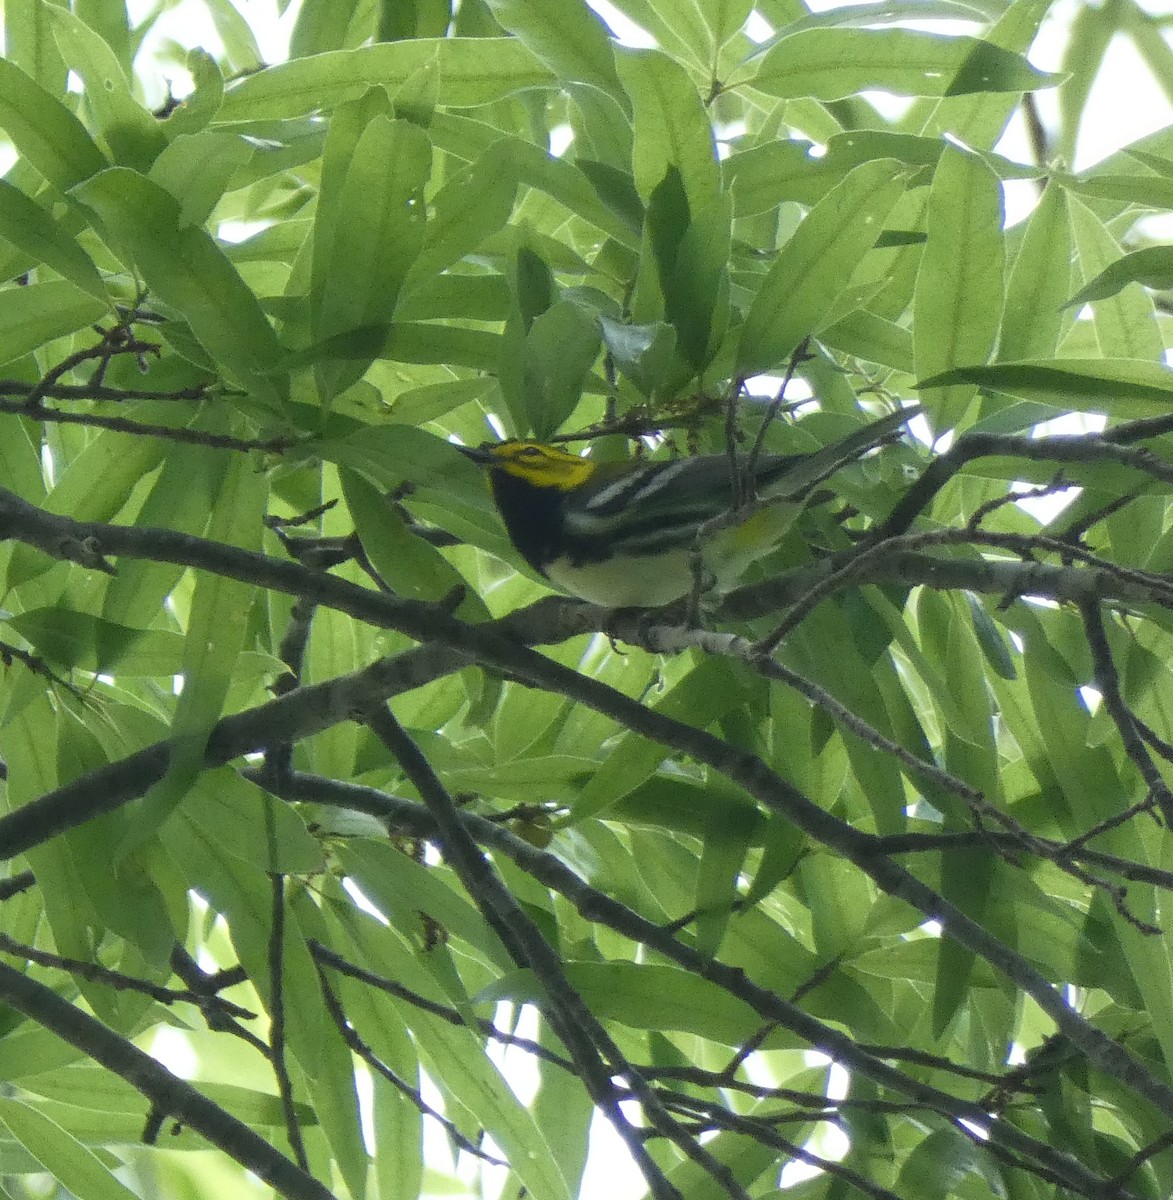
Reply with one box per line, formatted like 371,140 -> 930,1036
481,441 -> 596,491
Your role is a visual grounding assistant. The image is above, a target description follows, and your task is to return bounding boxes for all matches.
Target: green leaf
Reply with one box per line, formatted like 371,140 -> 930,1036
147,131 -> 254,228
6,608 -> 180,674
685,200 -> 733,369
523,298 -> 602,437
97,438 -> 225,669
747,29 -> 1059,101
1000,180 -> 1073,362
219,38 -> 554,120
182,769 -> 323,875
0,180 -> 105,299
1069,198 -> 1164,362
312,104 -> 432,400
0,280 -> 107,368
402,142 -> 516,291
71,168 -> 286,412
124,453 -> 266,853
914,144 -> 1005,430
0,1099 -> 140,1200
491,962 -> 762,1044
4,0 -> 69,95
820,307 -> 914,372
0,412 -> 46,503
897,1127 -> 987,1198
615,46 -> 720,212
694,795 -> 756,957
697,0 -> 754,52
341,467 -> 481,612
288,0 -> 364,56
738,158 -> 908,375
0,57 -> 107,192
572,658 -> 753,821
381,321 -> 502,370
1064,244 -> 1173,309
915,358 -> 1173,416
966,594 -> 1018,682
599,316 -> 692,396
334,841 -> 513,970
44,5 -> 165,170
483,0 -> 625,104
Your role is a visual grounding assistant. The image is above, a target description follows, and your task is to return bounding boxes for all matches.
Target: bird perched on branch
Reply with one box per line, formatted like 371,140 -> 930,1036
460,407 -> 917,607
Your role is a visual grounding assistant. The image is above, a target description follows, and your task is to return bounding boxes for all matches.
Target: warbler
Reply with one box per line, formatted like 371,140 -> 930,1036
460,408 -> 916,607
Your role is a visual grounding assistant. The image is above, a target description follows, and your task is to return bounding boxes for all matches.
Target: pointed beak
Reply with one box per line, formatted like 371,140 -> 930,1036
457,443 -> 495,465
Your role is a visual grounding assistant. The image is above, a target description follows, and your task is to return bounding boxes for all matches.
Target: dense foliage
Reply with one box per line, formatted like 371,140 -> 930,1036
3,2 -> 1173,1199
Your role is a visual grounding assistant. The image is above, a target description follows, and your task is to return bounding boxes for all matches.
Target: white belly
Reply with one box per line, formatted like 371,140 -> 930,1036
543,550 -> 696,607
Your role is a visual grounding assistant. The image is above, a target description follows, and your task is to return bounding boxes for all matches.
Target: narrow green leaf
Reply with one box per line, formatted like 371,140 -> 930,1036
524,298 -> 602,437
914,144 -> 1005,430
798,854 -> 873,960
381,321 -> 502,370
183,770 -> 323,875
723,138 -> 836,216
1069,199 -> 1165,362
481,962 -> 760,1045
483,0 -> 625,104
1061,170 -> 1173,210
615,47 -> 720,211
966,594 -> 1018,681
1000,180 -> 1073,361
747,29 -> 1058,100
916,359 -> 1173,416
0,413 -> 46,503
97,438 -> 225,669
509,138 -> 639,246
6,608 -> 174,674
0,57 -> 106,191
402,143 -> 516,291
0,280 -> 107,368
125,454 -> 265,852
573,658 -> 752,820
72,168 -> 286,411
159,813 -> 328,1078
697,0 -> 754,52
383,375 -> 498,425
44,5 -> 165,170
288,0 -> 363,56
694,798 -> 755,957
147,131 -> 254,228
599,316 -> 691,396
777,0 -> 992,32
312,109 -> 431,400
372,1073 -> 423,1200
0,180 -> 105,299
335,841 -> 513,970
204,0 -> 263,72
820,307 -> 914,372
4,0 -> 69,95
41,401 -> 172,523
304,603 -> 361,782
738,158 -> 907,375
945,34 -> 1059,96
219,39 -> 554,120
897,1127 -> 986,1197
1064,245 -> 1173,309
669,193 -> 732,370
0,1100 -> 140,1200
0,695 -> 83,970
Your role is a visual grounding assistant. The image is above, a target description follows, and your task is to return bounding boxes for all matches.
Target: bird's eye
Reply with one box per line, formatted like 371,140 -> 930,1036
517,446 -> 544,458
